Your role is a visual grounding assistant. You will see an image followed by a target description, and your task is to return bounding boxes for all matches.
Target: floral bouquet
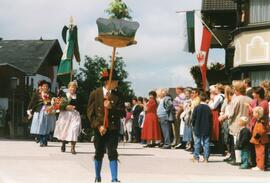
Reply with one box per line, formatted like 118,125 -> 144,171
45,97 -> 64,114
41,93 -> 51,105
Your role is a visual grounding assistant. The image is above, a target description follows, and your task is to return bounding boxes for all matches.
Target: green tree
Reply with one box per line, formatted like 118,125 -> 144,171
75,55 -> 107,114
190,62 -> 231,89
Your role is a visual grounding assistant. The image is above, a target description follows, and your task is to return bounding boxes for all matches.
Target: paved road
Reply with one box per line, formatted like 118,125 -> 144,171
0,140 -> 269,183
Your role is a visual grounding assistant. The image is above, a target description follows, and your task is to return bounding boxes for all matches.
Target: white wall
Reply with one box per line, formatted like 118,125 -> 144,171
27,66 -> 59,93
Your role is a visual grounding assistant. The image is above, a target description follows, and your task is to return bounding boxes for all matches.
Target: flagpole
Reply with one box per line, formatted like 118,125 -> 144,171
194,11 -> 223,47
70,59 -> 73,82
176,10 -> 223,47
176,10 -> 200,13
108,47 -> 117,89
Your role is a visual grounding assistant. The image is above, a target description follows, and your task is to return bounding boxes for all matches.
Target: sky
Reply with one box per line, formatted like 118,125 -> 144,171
0,0 -> 225,97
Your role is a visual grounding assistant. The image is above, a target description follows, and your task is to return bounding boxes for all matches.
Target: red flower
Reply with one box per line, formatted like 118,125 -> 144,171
100,68 -> 109,79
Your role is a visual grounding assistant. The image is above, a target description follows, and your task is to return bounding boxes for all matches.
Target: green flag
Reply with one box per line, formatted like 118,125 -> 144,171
180,11 -> 195,53
57,25 -> 80,86
186,11 -> 195,53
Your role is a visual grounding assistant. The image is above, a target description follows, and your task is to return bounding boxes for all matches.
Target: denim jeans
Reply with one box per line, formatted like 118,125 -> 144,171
159,117 -> 171,146
40,135 -> 47,145
241,150 -> 250,168
193,135 -> 210,160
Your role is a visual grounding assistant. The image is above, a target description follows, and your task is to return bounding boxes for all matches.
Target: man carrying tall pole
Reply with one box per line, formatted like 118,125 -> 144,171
87,67 -> 125,183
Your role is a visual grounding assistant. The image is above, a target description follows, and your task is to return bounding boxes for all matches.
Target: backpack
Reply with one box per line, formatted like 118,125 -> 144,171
163,95 -> 176,122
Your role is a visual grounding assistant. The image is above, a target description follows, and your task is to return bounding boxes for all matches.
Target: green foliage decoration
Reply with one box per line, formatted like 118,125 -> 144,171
105,0 -> 132,20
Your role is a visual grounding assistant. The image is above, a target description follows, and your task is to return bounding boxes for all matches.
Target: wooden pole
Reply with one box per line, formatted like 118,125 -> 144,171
104,47 -> 117,128
194,11 -> 223,47
108,47 -> 117,88
70,59 -> 73,82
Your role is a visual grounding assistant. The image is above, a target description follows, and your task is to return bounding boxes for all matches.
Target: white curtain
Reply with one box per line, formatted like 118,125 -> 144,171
250,71 -> 270,86
250,0 -> 270,24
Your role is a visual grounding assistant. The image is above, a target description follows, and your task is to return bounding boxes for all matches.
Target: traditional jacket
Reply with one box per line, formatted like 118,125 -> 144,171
250,119 -> 269,145
87,87 -> 125,130
27,91 -> 54,113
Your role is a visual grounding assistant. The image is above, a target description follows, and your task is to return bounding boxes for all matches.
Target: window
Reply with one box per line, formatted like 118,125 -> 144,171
250,71 -> 270,86
249,0 -> 270,24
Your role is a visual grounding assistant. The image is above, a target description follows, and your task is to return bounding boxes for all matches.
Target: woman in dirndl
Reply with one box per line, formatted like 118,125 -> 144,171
27,81 -> 42,143
27,80 -> 56,147
208,84 -> 225,154
54,81 -> 81,154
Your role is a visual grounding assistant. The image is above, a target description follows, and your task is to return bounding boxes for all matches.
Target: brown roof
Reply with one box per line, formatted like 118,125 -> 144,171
202,0 -> 237,11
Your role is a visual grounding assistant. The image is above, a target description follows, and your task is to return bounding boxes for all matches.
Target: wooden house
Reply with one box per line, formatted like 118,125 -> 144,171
0,39 -> 62,137
202,0 -> 270,86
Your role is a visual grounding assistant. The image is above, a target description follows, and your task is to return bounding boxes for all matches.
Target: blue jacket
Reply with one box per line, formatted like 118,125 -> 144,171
191,103 -> 212,137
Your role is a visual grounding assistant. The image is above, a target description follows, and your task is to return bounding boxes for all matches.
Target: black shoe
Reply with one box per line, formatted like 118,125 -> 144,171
229,160 -> 241,166
175,143 -> 186,149
148,144 -> 156,148
94,177 -> 101,183
223,156 -> 232,162
186,147 -> 193,152
71,147 -> 76,155
40,144 -> 45,147
160,145 -> 171,149
111,179 -> 121,182
35,137 -> 40,143
227,160 -> 235,164
143,144 -> 155,148
61,144 -> 66,152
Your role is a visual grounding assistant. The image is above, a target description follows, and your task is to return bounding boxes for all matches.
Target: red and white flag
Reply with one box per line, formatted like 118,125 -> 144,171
194,12 -> 212,92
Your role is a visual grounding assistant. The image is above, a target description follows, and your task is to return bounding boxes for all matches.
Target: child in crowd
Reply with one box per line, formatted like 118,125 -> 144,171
236,116 -> 251,169
124,107 -> 133,143
191,93 -> 212,162
250,106 -> 269,171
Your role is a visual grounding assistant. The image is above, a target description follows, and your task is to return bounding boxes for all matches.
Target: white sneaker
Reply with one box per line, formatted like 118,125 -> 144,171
251,167 -> 261,171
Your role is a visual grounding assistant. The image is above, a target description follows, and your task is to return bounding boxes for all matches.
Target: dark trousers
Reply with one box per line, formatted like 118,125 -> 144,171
173,118 -> 181,145
250,144 -> 256,166
134,127 -> 141,142
94,129 -> 119,161
214,124 -> 226,155
228,134 -> 235,159
39,135 -> 47,145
